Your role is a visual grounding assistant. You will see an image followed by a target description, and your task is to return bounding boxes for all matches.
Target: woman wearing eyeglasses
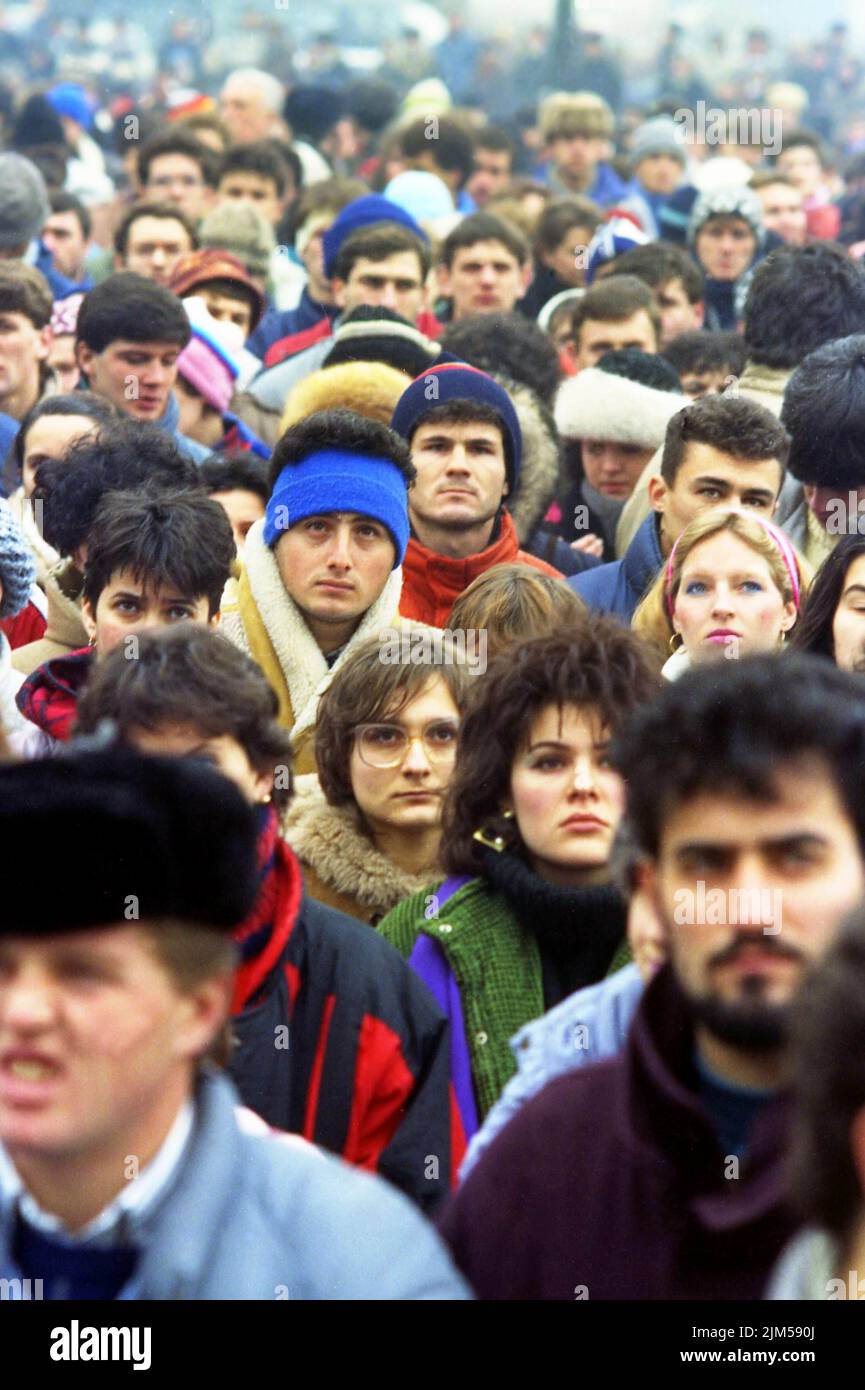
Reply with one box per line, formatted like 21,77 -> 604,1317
284,634 -> 471,925
377,619 -> 660,1152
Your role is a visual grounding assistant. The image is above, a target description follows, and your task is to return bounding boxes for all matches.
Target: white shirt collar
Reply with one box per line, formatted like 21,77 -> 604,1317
0,1099 -> 195,1246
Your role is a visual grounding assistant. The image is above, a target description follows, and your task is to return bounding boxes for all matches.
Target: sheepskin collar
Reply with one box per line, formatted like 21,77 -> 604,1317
284,776 -> 435,917
502,378 -> 562,544
240,518 -> 404,744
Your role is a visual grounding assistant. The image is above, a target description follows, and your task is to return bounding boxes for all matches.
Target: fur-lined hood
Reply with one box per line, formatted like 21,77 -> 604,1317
554,368 -> 688,451
284,775 -> 435,923
496,377 -> 561,544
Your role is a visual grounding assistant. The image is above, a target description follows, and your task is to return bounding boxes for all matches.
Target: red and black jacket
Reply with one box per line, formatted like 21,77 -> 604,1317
16,647 -> 94,742
229,833 -> 454,1210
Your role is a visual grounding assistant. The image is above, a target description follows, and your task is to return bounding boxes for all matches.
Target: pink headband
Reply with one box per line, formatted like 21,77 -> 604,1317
665,509 -> 801,618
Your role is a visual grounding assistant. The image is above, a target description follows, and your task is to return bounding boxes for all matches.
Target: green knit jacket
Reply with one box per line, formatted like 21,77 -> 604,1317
377,877 -> 631,1120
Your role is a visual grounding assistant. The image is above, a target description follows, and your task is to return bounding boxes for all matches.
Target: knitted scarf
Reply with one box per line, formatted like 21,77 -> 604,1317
230,805 -> 303,1014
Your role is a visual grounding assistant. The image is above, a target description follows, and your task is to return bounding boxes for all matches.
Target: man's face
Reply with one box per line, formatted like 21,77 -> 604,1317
652,441 -> 782,552
648,760 -> 865,1052
144,154 -> 212,222
46,335 -> 80,395
582,439 -> 656,500
219,81 -> 272,145
832,553 -> 865,672
41,210 -> 88,280
217,172 -> 284,229
409,419 -> 508,533
574,309 -> 658,370
466,147 -> 513,206
755,181 -> 807,246
635,153 -> 683,195
679,368 -> 732,399
82,569 -> 214,657
803,483 -> 865,533
438,239 -> 530,320
274,512 -> 395,636
21,413 -> 99,499
0,926 -> 228,1163
549,133 -> 605,180
77,338 -> 182,422
208,488 -> 265,554
333,251 -> 425,322
695,216 -> 757,281
120,216 -> 193,286
776,145 -> 823,199
0,311 -> 50,415
191,286 -> 254,338
654,276 -> 703,345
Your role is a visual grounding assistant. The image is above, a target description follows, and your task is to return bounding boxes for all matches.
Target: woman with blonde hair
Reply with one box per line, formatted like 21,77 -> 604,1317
632,507 -> 811,677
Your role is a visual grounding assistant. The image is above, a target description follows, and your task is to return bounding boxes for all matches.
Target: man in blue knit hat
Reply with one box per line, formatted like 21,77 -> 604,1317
221,406 -> 432,771
392,362 -> 563,627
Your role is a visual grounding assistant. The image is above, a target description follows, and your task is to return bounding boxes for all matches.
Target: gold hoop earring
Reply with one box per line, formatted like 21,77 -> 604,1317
669,631 -> 683,652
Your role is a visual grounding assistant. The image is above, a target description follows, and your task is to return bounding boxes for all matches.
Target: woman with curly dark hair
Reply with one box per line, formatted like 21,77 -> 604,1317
377,616 -> 660,1149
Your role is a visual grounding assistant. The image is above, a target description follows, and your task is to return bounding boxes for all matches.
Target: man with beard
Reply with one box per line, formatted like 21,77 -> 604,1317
439,656 -> 865,1299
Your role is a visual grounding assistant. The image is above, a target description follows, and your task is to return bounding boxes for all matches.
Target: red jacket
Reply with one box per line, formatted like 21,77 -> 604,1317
398,510 -> 563,628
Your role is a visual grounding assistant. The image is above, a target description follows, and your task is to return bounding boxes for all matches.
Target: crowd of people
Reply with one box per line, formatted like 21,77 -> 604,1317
2,6 -> 865,1309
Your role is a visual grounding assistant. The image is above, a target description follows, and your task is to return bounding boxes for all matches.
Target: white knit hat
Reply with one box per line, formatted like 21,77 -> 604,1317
554,367 -> 688,449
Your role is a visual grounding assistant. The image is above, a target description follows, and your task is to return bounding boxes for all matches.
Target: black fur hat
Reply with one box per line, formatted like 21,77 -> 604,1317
0,747 -> 260,933
782,334 -> 865,487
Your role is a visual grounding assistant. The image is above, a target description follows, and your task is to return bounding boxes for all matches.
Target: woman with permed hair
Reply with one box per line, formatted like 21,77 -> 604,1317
377,617 -> 660,1150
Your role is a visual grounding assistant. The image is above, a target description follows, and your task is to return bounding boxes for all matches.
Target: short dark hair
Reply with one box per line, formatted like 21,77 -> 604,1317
662,329 -> 746,382
400,114 -> 475,187
743,243 -> 865,370
0,262 -> 52,328
439,624 -> 660,876
48,190 -> 91,241
75,625 -> 294,809
268,408 -> 415,495
332,222 -> 431,283
218,140 -> 291,198
288,175 -> 368,242
781,334 -> 865,488
82,488 -> 235,618
13,392 -> 119,473
76,273 -> 191,353
114,201 -> 198,258
315,634 -> 471,808
199,452 -> 270,504
35,420 -> 199,556
789,909 -> 865,1245
137,128 -> 219,188
660,394 -> 789,486
604,241 -> 703,305
792,533 -> 865,661
612,654 -> 865,861
533,196 -> 601,258
777,128 -> 825,164
440,312 -> 561,406
474,124 -> 516,162
440,212 -> 530,269
570,275 -> 660,345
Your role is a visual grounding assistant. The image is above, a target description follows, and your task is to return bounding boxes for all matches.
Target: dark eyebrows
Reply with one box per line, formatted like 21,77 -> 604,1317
841,583 -> 865,600
674,831 -> 828,857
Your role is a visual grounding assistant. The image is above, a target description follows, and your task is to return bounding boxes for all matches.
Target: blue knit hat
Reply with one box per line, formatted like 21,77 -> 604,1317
390,362 -> 522,489
0,501 -> 35,618
47,83 -> 94,131
322,195 -> 428,279
264,450 -> 410,567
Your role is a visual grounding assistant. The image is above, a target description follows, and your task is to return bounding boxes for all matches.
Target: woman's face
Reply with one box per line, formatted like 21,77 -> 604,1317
672,530 -> 796,663
21,414 -> 100,498
348,676 -> 460,838
507,703 -> 625,886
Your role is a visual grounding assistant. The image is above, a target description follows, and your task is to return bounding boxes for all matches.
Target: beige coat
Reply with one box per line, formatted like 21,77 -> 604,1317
12,559 -> 88,676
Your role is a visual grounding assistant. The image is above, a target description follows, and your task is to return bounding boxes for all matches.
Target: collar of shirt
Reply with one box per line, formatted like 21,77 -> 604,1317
0,1099 -> 195,1246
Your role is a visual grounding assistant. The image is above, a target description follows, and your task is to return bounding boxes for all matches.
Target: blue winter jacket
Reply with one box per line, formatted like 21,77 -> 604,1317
460,963 -> 644,1181
567,511 -> 664,621
0,1070 -> 472,1300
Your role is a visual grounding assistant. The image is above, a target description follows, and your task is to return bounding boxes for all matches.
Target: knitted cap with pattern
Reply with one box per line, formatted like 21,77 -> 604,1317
0,499 -> 37,618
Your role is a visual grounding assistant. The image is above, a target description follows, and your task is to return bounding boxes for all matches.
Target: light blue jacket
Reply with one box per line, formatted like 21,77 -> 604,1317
0,1070 -> 472,1300
460,962 -> 644,1180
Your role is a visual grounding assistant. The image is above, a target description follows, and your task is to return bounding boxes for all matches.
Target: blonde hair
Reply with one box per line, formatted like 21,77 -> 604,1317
446,563 -> 586,659
632,508 -> 812,666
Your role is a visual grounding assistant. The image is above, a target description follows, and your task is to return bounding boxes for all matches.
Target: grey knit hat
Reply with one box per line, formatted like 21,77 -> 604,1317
0,153 -> 50,249
631,116 -> 687,167
198,201 -> 275,281
687,183 -> 765,247
0,501 -> 36,617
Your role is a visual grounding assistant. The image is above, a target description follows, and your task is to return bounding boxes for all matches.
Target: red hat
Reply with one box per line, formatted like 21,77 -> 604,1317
167,249 -> 265,330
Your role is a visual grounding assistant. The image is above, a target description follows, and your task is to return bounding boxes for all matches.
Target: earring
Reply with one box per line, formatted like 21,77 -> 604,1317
87,632 -> 97,648
260,792 -> 272,804
501,808 -> 515,819
669,631 -> 683,652
472,825 -> 508,851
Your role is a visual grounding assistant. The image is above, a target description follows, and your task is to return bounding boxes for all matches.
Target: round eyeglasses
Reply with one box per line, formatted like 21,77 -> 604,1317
354,720 -> 459,769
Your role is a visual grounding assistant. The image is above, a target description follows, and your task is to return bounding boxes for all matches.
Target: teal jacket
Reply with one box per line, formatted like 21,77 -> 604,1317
378,877 -> 630,1120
